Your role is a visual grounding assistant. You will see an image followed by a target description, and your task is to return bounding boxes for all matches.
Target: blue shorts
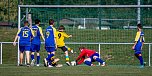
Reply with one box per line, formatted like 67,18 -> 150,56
19,45 -> 30,52
90,53 -> 100,62
31,44 -> 40,52
45,47 -> 56,52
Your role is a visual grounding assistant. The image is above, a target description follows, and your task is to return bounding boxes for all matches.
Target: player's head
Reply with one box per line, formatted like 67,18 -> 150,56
137,23 -> 142,31
49,19 -> 54,26
58,25 -> 65,32
35,19 -> 41,25
79,47 -> 86,51
24,21 -> 29,26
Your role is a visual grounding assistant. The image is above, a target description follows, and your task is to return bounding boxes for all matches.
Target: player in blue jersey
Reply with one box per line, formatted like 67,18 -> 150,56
132,24 -> 145,68
30,19 -> 45,66
43,19 -> 57,67
13,21 -> 33,67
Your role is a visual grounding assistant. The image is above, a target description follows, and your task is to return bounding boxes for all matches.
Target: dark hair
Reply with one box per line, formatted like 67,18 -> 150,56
24,21 -> 28,24
49,19 -> 54,25
35,19 -> 40,24
79,47 -> 86,50
58,25 -> 65,31
137,24 -> 142,29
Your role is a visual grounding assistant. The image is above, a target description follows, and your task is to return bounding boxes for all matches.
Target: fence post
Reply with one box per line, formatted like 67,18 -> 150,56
149,44 -> 151,66
98,43 -> 101,65
0,43 -> 2,64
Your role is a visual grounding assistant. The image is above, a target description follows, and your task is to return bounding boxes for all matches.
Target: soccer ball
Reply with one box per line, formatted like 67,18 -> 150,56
71,61 -> 76,66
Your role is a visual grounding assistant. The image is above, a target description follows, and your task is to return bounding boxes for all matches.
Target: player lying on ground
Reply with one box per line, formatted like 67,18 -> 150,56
132,24 -> 145,68
44,56 -> 63,67
56,25 -> 72,66
13,21 -> 33,67
75,47 -> 105,66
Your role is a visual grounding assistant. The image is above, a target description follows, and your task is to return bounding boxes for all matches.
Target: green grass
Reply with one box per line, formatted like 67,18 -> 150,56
0,64 -> 152,76
0,27 -> 152,76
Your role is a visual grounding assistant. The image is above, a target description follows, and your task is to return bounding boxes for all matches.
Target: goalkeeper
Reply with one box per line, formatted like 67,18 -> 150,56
75,47 -> 105,66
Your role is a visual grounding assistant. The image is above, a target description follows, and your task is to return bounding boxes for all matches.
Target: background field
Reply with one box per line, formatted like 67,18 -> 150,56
0,28 -> 152,66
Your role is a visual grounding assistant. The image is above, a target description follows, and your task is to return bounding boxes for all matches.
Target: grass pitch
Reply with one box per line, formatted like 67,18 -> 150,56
0,64 -> 152,76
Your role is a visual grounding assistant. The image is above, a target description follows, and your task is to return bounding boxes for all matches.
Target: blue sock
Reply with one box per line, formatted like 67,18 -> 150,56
37,56 -> 40,64
84,61 -> 92,66
139,56 -> 144,65
31,54 -> 34,60
46,54 -> 54,61
96,58 -> 104,64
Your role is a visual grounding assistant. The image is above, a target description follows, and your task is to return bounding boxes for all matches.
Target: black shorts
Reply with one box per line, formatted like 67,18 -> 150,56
58,46 -> 68,52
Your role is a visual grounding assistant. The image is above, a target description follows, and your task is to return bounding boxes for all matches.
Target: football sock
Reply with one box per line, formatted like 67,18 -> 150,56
84,61 -> 92,66
139,56 -> 144,65
95,58 -> 104,64
37,56 -> 40,64
65,55 -> 70,62
46,54 -> 54,63
31,54 -> 34,60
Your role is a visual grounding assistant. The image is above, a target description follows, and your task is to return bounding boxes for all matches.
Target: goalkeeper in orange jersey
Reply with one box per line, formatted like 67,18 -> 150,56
56,25 -> 72,66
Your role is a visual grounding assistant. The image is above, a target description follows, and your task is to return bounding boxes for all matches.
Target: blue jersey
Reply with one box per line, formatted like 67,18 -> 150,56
45,25 -> 57,47
134,31 -> 145,51
31,25 -> 43,45
17,26 -> 33,46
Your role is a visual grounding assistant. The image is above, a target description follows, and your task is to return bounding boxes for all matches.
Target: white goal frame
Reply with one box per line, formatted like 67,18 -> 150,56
17,5 -> 152,66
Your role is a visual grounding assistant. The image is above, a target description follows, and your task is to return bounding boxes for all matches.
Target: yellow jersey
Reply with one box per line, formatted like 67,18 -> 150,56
56,31 -> 70,47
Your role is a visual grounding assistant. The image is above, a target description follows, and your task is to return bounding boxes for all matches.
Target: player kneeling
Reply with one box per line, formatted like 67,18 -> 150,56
74,47 -> 106,66
44,57 -> 63,68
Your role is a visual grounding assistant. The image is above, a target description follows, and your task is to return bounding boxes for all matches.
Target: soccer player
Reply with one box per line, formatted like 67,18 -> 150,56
30,19 -> 45,66
132,24 -> 145,68
13,21 -> 33,67
56,25 -> 72,66
43,19 -> 57,67
75,47 -> 105,66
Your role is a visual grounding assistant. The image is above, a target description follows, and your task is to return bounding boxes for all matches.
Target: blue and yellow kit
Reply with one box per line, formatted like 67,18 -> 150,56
134,31 -> 145,52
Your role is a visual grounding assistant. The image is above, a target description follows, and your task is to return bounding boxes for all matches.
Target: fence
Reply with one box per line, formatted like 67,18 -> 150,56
0,42 -> 151,66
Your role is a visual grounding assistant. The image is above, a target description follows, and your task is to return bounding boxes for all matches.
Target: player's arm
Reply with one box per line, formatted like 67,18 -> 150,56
30,28 -> 34,39
141,36 -> 145,50
53,27 -> 57,49
39,27 -> 45,41
76,51 -> 85,61
13,29 -> 21,46
63,32 -> 72,38
132,32 -> 140,50
77,57 -> 85,65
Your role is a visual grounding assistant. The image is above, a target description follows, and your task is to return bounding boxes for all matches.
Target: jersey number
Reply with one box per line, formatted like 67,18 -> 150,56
33,30 -> 37,37
23,31 -> 28,37
46,31 -> 50,38
58,33 -> 61,39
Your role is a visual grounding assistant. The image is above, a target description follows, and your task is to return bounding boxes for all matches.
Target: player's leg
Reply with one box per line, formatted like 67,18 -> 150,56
61,46 -> 70,66
25,46 -> 31,67
65,46 -> 73,53
135,52 -> 144,67
19,52 -> 24,66
44,47 -> 55,67
19,46 -> 24,66
30,44 -> 35,66
84,58 -> 93,66
93,53 -> 105,66
36,45 -> 41,66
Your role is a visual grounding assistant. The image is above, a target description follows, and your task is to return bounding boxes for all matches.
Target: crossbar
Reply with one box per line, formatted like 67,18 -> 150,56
18,5 -> 152,8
